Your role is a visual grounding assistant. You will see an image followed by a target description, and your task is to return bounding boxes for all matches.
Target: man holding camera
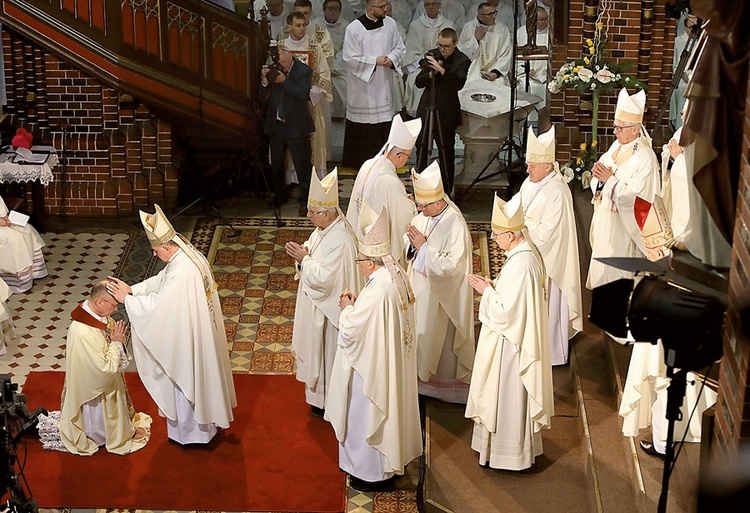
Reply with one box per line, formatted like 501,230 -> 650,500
414,27 -> 470,195
261,45 -> 315,213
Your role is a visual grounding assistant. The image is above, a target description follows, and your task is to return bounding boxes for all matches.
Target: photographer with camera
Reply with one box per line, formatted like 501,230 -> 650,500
414,27 -> 470,195
261,43 -> 315,214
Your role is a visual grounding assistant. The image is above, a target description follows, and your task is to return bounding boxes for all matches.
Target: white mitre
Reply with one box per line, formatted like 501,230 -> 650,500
140,204 -> 177,248
492,193 -> 525,232
308,167 -> 339,209
386,113 -> 422,151
358,203 -> 391,258
412,160 -> 445,204
615,87 -> 646,125
526,126 -> 556,164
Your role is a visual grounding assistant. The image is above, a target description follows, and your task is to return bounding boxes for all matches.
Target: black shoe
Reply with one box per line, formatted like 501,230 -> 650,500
310,405 -> 325,418
348,475 -> 396,492
639,440 -> 665,459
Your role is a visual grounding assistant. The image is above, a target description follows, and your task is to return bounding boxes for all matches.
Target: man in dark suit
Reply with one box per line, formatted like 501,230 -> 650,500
414,27 -> 470,196
261,45 -> 315,216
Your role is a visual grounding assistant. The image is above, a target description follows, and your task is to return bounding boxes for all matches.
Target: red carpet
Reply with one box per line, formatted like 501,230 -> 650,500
20,371 -> 347,512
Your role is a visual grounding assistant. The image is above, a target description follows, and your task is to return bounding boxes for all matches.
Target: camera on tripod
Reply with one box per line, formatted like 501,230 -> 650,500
419,48 -> 444,69
266,41 -> 287,83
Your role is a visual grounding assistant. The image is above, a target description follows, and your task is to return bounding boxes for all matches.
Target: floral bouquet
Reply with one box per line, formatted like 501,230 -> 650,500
548,13 -> 645,188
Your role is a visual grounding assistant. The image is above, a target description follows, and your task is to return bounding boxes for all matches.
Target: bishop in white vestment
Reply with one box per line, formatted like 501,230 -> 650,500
326,204 -> 421,490
288,169 -> 364,413
405,161 -> 474,403
107,205 -> 237,445
507,127 -> 582,366
587,88 -> 660,290
465,195 -> 552,470
346,114 -> 421,268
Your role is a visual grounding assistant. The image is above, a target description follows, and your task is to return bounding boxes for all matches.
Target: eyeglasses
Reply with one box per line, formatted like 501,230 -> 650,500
415,200 -> 437,209
479,10 -> 498,16
397,151 -> 412,159
490,231 -> 511,240
355,258 -> 371,263
372,4 -> 387,9
613,124 -> 638,132
308,209 -> 328,216
436,42 -> 454,49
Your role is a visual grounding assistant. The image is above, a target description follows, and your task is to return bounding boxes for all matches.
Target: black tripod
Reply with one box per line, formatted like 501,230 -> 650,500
416,67 -> 451,193
457,0 -> 524,204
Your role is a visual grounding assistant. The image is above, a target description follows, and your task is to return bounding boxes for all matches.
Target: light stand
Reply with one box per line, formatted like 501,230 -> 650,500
416,69 -> 450,194
457,0 -> 524,204
658,363 -> 688,513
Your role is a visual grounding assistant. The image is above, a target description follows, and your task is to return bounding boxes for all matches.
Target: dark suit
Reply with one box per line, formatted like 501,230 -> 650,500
261,59 -> 315,205
415,48 -> 470,195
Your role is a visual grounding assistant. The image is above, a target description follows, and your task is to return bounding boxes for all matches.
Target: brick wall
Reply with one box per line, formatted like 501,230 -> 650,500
549,0 -> 676,164
1,28 -> 180,216
713,67 -> 750,459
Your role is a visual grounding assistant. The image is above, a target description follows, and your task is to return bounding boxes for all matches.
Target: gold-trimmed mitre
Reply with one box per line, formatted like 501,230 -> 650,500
615,87 -> 646,125
358,203 -> 391,258
308,167 -> 339,209
491,193 -> 525,232
526,126 -> 556,164
140,204 -> 177,248
412,160 -> 445,204
386,113 -> 422,151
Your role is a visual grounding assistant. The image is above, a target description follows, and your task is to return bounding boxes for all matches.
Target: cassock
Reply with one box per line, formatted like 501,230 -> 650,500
325,266 -> 422,481
508,171 -> 582,365
126,247 -> 237,444
403,13 -> 455,117
0,195 -> 48,293
346,156 -> 417,267
60,302 -> 151,455
293,216 -> 364,408
465,240 -> 553,470
587,134 -> 660,289
0,278 -> 15,355
343,14 -> 405,123
285,35 -> 333,177
406,204 -> 474,403
458,19 -> 512,83
312,15 -> 351,118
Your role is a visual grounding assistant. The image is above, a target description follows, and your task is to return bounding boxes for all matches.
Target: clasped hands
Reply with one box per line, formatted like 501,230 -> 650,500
110,319 -> 128,344
339,289 -> 357,309
376,56 -> 393,68
466,273 -> 492,294
406,225 -> 427,250
591,161 -> 614,185
285,241 -> 309,263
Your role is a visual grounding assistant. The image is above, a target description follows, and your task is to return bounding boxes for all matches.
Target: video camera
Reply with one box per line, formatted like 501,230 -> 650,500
266,41 -> 287,83
0,375 -> 44,513
419,48 -> 444,69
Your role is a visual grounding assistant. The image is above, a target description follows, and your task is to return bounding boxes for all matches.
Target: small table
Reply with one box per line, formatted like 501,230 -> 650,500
0,148 -> 58,231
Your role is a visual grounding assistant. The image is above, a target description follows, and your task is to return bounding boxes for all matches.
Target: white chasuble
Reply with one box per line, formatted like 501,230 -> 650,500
587,135 -> 660,289
325,267 -> 422,478
346,156 -> 417,267
510,172 -> 583,364
458,20 -> 512,83
465,241 -> 553,471
126,249 -> 237,436
406,206 -> 474,401
293,217 -> 364,408
343,16 -> 406,123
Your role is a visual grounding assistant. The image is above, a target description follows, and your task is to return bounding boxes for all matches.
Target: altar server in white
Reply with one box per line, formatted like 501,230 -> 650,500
346,113 -> 420,267
507,126 -> 582,366
457,2 -> 512,83
342,0 -> 406,168
326,204 -> 421,491
0,196 -> 48,293
107,205 -> 237,445
287,169 -> 364,415
588,88 -> 660,290
405,161 -> 474,402
465,195 -> 553,470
